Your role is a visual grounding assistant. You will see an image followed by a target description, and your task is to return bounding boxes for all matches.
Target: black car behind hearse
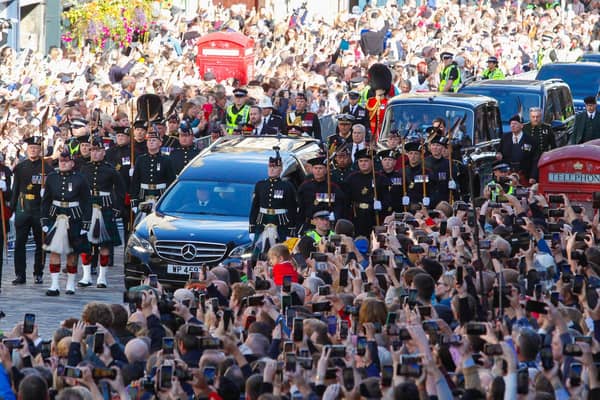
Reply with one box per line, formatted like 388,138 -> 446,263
378,93 -> 502,195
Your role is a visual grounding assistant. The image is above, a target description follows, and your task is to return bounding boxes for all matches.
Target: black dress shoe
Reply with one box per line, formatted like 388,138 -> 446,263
97,283 -> 107,289
78,281 -> 92,287
34,275 -> 43,284
12,277 -> 26,285
66,290 -> 75,295
45,289 -> 60,296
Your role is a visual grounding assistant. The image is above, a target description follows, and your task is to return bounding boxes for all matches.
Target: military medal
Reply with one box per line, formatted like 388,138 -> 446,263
122,157 -> 130,166
274,189 -> 284,199
68,182 -> 73,192
157,163 -> 161,171
361,187 -> 368,195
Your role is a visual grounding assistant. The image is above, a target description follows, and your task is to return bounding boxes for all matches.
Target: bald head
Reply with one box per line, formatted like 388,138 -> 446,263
125,338 -> 150,363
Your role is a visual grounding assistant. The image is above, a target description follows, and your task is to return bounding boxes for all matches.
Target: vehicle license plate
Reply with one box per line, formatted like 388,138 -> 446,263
167,265 -> 201,275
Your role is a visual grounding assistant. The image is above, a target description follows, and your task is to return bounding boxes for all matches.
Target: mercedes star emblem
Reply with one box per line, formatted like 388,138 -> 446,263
181,244 -> 196,261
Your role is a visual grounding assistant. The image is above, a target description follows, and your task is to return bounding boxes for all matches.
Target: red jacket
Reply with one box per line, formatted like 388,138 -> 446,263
272,261 -> 299,285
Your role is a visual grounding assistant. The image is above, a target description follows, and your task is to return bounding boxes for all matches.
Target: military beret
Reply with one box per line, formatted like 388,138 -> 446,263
404,141 -> 421,153
378,149 -> 398,160
307,155 -> 327,166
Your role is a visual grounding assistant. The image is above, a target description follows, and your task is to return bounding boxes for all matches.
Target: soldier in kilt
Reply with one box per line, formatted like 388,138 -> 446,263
78,137 -> 126,288
41,151 -> 91,296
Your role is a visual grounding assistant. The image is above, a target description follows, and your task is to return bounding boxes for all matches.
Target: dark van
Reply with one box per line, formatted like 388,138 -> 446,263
459,79 -> 575,147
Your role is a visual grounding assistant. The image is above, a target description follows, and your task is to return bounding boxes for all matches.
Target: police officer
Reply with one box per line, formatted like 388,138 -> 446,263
78,137 -> 126,289
249,148 -> 297,252
425,135 -> 454,207
305,209 -> 335,243
438,52 -> 461,92
130,129 -> 176,213
485,161 -> 516,202
522,107 -> 556,155
296,155 -> 346,231
481,56 -> 505,80
226,88 -> 251,134
41,151 -> 91,296
343,90 -> 370,130
402,141 -> 434,205
286,93 -> 322,140
258,97 -> 284,133
0,154 -> 11,289
343,148 -> 391,237
105,126 -> 133,238
11,135 -> 53,285
330,145 -> 354,185
171,126 -> 199,175
327,114 -> 355,150
378,149 -> 404,213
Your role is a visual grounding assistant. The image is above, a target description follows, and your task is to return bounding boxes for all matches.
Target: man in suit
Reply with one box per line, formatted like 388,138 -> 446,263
258,97 -> 284,134
571,95 -> 600,144
248,106 -> 277,136
497,115 -> 539,185
342,90 -> 370,134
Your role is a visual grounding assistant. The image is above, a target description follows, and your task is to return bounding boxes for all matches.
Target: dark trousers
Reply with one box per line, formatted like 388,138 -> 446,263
14,211 -> 44,278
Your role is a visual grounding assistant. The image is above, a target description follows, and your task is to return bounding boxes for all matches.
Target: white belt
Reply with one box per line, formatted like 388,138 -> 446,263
52,200 -> 80,208
91,191 -> 111,196
141,183 -> 167,190
259,207 -> 287,215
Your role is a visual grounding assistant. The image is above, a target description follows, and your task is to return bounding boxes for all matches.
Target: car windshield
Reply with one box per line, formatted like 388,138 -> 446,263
157,180 -> 254,217
460,88 -> 540,124
385,103 -> 474,147
537,67 -> 600,100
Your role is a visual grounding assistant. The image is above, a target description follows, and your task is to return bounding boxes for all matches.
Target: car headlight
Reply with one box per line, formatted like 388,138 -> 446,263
128,232 -> 154,254
229,242 -> 253,258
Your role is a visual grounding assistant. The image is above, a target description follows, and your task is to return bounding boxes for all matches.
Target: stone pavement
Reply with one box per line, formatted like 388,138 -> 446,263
0,247 -> 125,339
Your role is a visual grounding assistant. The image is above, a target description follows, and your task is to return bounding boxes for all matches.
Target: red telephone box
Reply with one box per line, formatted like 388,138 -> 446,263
196,32 -> 255,85
538,145 -> 600,202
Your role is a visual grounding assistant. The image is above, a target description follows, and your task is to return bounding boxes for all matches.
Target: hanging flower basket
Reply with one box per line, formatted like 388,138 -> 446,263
62,0 -> 155,50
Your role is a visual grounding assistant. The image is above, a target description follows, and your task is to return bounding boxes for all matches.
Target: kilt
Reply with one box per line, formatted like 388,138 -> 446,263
44,212 -> 90,255
94,206 -> 121,247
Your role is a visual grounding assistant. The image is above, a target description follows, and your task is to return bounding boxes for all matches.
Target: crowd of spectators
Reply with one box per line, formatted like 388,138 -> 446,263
1,0 -> 600,399
0,0 -> 598,168
1,188 -> 600,399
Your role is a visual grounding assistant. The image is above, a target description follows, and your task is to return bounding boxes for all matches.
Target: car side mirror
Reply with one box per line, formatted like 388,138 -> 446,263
139,201 -> 154,214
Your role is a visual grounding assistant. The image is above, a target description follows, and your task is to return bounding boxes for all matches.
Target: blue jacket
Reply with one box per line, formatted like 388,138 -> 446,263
0,364 -> 16,400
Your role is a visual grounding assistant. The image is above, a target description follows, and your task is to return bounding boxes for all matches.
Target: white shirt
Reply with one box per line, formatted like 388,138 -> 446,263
588,112 -> 596,119
254,119 -> 265,135
351,142 -> 365,162
512,132 -> 523,144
